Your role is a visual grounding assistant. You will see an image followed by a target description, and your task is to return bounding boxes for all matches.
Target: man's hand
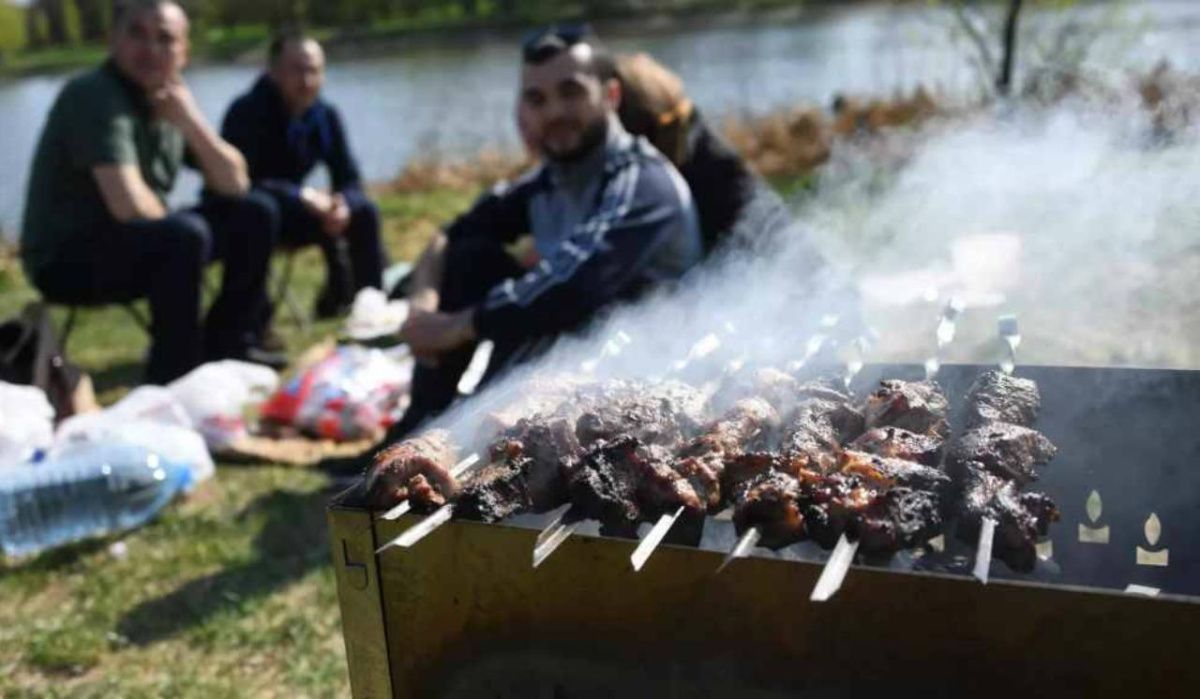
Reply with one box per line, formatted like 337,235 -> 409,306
300,187 -> 334,216
323,193 -> 351,236
398,308 -> 476,356
152,77 -> 202,130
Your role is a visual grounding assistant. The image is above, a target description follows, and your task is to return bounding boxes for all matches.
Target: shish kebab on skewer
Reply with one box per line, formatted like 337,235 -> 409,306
353,368 -> 1062,582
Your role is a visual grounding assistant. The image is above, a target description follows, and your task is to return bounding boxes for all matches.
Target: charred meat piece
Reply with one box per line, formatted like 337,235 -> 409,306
851,487 -> 945,554
574,381 -> 708,449
566,436 -> 697,537
954,463 -> 1060,573
850,426 -> 944,466
676,398 -> 780,511
781,396 -> 862,472
948,422 -> 1057,485
498,415 -> 581,512
864,380 -> 949,437
838,450 -> 951,495
800,472 -> 882,549
364,430 -> 458,512
731,471 -> 807,549
455,457 -> 533,523
963,370 -> 1041,428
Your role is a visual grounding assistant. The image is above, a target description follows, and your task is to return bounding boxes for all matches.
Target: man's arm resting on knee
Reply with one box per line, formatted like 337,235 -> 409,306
158,79 -> 249,197
93,164 -> 168,222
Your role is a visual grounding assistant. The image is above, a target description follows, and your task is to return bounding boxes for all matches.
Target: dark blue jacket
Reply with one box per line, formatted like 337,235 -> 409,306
221,75 -> 368,209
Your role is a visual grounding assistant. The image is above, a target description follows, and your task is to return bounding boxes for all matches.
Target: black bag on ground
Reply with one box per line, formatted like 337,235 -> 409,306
0,302 -> 85,420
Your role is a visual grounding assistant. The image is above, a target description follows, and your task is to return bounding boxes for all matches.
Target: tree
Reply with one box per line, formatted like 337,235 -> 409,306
37,0 -> 69,46
74,0 -> 111,43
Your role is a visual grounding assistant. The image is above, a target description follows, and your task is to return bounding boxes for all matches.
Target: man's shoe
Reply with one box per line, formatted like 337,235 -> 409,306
258,327 -> 287,353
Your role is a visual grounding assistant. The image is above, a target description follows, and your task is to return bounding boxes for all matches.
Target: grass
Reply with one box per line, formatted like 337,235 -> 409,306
0,186 -> 475,697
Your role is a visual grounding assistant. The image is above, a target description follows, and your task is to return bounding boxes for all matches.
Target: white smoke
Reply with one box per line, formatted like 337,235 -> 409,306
432,83 -> 1200,452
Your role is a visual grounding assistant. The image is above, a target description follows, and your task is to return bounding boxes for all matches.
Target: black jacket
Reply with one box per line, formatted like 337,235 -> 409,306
221,75 -> 367,209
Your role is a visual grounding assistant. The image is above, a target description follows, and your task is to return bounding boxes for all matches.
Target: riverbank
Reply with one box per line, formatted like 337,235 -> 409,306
0,0 -> 820,79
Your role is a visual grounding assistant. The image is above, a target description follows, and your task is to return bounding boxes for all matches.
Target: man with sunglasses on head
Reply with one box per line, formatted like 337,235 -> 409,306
20,0 -> 283,384
391,25 -> 702,438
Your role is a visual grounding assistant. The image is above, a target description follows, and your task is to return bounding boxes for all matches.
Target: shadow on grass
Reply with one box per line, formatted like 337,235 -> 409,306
89,359 -> 146,397
115,487 -> 332,646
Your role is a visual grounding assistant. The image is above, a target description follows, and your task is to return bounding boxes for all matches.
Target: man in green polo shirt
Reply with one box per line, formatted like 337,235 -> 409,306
21,0 -> 282,384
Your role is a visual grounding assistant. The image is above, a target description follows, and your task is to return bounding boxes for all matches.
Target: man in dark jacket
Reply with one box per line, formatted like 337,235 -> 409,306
221,32 -> 384,317
391,26 -> 702,438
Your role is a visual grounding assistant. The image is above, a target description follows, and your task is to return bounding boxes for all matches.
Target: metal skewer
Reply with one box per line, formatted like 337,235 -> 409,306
377,453 -> 481,522
972,517 -> 997,584
810,534 -> 860,602
997,314 -> 1020,375
630,506 -> 686,572
716,527 -> 762,574
376,503 -> 455,553
532,506 -> 581,568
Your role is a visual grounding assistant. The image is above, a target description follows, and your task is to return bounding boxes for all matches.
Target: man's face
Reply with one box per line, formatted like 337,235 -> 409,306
518,44 -> 619,162
111,3 -> 189,92
270,39 -> 326,115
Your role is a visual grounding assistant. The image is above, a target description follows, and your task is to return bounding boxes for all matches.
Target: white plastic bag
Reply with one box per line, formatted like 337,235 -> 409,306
0,382 -> 55,465
342,287 -> 409,341
168,360 -> 279,451
54,387 -> 215,484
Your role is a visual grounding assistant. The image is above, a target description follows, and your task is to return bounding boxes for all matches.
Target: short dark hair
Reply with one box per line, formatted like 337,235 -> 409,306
269,28 -> 316,64
112,0 -> 182,32
521,23 -> 615,81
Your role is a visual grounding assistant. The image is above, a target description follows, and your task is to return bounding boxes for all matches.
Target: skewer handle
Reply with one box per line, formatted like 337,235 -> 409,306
810,534 -> 860,602
630,506 -> 685,572
716,527 -> 761,574
973,517 -> 997,584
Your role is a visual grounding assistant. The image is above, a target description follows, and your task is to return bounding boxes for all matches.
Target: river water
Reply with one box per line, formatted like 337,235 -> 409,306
0,0 -> 1196,238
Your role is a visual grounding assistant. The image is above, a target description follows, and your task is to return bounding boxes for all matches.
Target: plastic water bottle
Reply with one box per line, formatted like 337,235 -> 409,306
0,443 -> 193,559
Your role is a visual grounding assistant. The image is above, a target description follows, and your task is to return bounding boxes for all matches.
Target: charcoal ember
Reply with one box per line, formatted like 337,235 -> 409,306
498,415 -> 581,511
566,437 -> 681,537
864,380 -> 949,437
963,370 -> 1041,428
851,487 -> 945,554
954,463 -> 1060,573
455,459 -> 532,523
364,430 -> 458,512
574,381 -> 708,449
731,471 -> 807,549
850,426 -> 944,466
838,450 -> 951,496
948,422 -> 1057,485
781,397 -> 860,472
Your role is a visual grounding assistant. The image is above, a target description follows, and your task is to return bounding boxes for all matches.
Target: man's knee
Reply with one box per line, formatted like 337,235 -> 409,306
349,199 -> 381,237
161,212 -> 212,264
240,190 -> 282,243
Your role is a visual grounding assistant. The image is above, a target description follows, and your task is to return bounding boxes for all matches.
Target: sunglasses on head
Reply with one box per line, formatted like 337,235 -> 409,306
521,22 -> 594,61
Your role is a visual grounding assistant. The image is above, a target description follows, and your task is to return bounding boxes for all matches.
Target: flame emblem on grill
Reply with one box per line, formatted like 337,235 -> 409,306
1136,512 -> 1168,567
1078,490 -> 1109,544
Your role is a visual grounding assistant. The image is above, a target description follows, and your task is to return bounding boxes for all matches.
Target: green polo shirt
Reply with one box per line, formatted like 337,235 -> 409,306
20,60 -> 185,276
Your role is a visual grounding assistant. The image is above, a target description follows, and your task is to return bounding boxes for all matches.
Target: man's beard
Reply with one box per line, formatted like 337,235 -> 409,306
542,114 -> 609,164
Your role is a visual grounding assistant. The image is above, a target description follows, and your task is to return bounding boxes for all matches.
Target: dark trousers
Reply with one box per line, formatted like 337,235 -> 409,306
269,189 -> 385,301
387,237 -> 549,441
32,192 -> 279,385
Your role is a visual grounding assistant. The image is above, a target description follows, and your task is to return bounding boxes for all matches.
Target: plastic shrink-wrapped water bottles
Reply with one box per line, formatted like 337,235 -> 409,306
0,443 -> 193,559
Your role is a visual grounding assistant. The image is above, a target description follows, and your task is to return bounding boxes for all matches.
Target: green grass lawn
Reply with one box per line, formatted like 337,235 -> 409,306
0,186 -> 475,697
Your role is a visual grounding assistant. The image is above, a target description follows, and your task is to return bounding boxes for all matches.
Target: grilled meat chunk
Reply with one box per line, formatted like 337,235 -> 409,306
574,381 -> 708,449
838,450 -> 951,495
963,370 -> 1041,428
864,379 -> 949,437
949,422 -> 1057,485
566,436 -> 698,536
781,396 -> 863,472
676,398 -> 780,510
455,457 -> 533,523
954,463 -> 1060,573
498,415 -> 581,511
364,430 -> 458,512
851,487 -> 945,554
731,471 -> 807,549
850,426 -> 944,466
